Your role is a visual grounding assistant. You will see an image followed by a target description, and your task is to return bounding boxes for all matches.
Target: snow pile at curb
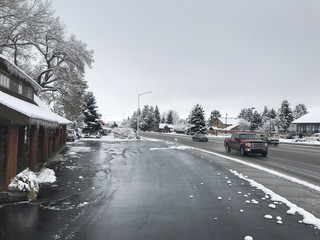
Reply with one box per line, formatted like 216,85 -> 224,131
37,168 -> 56,183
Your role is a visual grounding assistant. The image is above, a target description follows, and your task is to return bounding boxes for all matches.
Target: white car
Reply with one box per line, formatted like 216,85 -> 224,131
310,133 -> 320,141
67,129 -> 76,142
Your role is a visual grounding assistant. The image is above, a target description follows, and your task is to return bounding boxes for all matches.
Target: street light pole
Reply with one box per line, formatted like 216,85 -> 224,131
250,107 -> 255,132
225,113 -> 228,133
137,91 -> 152,138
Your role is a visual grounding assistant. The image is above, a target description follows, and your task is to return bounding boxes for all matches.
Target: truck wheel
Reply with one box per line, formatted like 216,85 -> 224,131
261,152 -> 268,157
240,146 -> 246,156
225,144 -> 231,153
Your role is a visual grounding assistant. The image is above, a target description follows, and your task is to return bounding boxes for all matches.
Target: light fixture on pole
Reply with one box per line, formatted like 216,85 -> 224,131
137,91 -> 152,138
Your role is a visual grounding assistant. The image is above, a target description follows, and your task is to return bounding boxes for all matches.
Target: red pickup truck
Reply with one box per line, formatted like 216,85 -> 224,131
224,132 -> 268,157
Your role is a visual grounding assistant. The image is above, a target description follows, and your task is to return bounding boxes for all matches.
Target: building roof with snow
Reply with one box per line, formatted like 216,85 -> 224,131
0,54 -> 42,92
159,123 -> 175,129
292,108 -> 320,124
0,54 -> 70,126
0,87 -> 71,126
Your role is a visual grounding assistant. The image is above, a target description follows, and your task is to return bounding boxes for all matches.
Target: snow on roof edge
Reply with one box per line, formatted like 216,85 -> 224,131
292,107 -> 320,124
0,54 -> 42,91
0,90 -> 71,125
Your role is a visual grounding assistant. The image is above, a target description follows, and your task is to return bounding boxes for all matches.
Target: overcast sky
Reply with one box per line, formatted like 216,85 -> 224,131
52,0 -> 320,122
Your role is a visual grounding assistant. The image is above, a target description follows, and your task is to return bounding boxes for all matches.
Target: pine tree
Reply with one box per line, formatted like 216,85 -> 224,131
166,110 -> 174,124
251,111 -> 262,131
208,110 -> 221,126
261,106 -> 269,124
269,108 -> 277,119
130,111 -> 138,130
293,104 -> 308,120
140,105 -> 150,131
238,108 -> 254,122
82,91 -> 102,133
147,106 -> 155,130
278,100 -> 294,132
154,106 -> 161,124
188,104 -> 206,134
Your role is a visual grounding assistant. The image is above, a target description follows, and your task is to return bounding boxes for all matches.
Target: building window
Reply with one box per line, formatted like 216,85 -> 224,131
0,72 -> 10,88
302,124 -> 308,133
18,83 -> 23,94
26,86 -> 33,99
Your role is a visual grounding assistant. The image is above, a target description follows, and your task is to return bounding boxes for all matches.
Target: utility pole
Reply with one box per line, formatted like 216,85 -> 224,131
137,91 -> 152,138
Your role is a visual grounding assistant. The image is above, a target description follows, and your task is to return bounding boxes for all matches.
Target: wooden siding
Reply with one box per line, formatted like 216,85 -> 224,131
0,125 -> 7,190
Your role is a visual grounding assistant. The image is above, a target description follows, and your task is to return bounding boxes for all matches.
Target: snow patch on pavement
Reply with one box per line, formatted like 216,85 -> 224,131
165,144 -> 320,192
148,140 -> 320,229
230,170 -> 320,229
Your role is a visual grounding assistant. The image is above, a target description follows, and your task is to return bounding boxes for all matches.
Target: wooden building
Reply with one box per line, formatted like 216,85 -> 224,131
0,54 -> 70,191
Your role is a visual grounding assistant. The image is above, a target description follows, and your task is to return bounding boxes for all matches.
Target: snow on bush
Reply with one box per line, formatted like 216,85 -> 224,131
9,168 -> 38,192
9,168 -> 39,200
113,127 -> 136,139
8,167 -> 56,200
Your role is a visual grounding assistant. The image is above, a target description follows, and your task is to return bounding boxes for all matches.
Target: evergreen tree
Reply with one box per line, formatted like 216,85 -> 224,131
261,106 -> 269,124
293,104 -> 308,120
277,100 -> 294,132
208,110 -> 221,126
140,105 -> 150,131
154,106 -> 161,124
82,91 -> 102,133
129,111 -> 138,130
147,106 -> 155,130
188,104 -> 206,134
166,110 -> 174,124
238,108 -> 254,122
251,110 -> 262,131
161,114 -> 166,123
269,108 -> 277,119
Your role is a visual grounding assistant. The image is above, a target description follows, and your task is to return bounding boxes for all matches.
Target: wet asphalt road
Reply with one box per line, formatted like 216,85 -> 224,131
0,139 -> 319,240
140,132 -> 320,185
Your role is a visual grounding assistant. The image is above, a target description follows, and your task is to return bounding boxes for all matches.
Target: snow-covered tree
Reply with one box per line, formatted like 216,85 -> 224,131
140,105 -> 150,131
164,110 -> 180,125
269,108 -> 277,119
238,108 -> 254,122
154,106 -> 161,124
161,114 -> 166,123
0,0 -> 94,120
261,106 -> 269,124
188,104 -> 206,134
208,110 -> 221,127
251,110 -> 262,131
166,110 -> 174,124
128,111 -> 138,130
0,0 -> 53,62
82,92 -> 102,133
277,100 -> 294,132
293,103 -> 308,120
139,105 -> 155,131
260,108 -> 278,132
